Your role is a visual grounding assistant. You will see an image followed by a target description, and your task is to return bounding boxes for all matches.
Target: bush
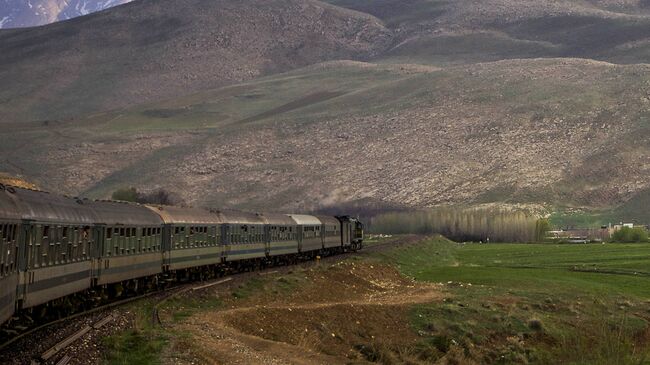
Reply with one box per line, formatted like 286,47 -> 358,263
111,187 -> 138,202
610,227 -> 649,243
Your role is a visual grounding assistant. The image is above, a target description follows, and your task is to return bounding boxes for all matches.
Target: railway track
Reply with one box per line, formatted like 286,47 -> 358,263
0,245 -> 383,364
1,274 -> 236,365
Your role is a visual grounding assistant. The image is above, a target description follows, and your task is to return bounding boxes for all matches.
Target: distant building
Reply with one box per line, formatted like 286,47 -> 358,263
548,222 -> 648,243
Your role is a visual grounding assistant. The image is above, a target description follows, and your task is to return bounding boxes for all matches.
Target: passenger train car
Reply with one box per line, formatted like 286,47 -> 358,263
0,185 -> 364,326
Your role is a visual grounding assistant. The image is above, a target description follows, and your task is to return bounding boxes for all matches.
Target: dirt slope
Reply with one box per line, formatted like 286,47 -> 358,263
164,261 -> 443,364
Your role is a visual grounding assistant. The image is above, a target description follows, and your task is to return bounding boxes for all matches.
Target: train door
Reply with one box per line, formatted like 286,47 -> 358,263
221,225 -> 230,261
263,225 -> 271,257
297,225 -> 303,253
162,224 -> 172,270
92,224 -> 105,284
341,220 -> 350,246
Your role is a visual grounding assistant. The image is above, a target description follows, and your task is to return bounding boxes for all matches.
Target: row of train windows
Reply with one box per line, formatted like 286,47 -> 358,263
172,227 -> 218,248
303,225 -> 320,238
43,225 -> 90,240
0,224 -> 17,276
106,227 -> 161,256
324,226 -> 340,237
174,226 -> 209,235
106,227 -> 161,239
0,224 -> 17,241
34,225 -> 90,267
229,233 -> 264,244
270,226 -> 295,241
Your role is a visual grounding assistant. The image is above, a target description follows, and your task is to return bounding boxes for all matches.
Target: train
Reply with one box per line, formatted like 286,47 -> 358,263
0,184 -> 364,327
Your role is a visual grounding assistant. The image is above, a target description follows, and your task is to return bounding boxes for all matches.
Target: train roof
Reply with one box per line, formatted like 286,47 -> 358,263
0,186 -> 25,221
257,212 -> 297,226
286,214 -> 321,225
9,187 -> 97,224
315,215 -> 340,226
145,205 -> 223,225
85,200 -> 164,226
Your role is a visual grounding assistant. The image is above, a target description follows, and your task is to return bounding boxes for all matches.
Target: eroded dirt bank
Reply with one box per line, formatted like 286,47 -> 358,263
160,258 -> 443,364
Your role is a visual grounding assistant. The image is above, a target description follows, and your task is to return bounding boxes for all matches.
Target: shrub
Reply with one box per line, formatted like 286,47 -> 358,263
610,227 -> 649,243
111,187 -> 138,202
528,318 -> 543,332
111,187 -> 182,205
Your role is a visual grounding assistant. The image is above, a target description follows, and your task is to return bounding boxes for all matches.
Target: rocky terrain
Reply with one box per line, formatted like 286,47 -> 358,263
0,0 -> 132,28
0,0 -> 649,216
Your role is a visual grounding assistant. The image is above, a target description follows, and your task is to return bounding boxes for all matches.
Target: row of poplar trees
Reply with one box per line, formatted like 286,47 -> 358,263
371,207 -> 549,243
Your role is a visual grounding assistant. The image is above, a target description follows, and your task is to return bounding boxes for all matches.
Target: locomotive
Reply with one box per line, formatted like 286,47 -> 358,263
0,184 -> 363,327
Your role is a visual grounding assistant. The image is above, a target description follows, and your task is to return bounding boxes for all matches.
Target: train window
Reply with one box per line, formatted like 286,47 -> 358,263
107,228 -> 112,239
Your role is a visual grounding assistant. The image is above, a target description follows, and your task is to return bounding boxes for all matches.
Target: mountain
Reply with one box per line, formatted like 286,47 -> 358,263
0,0 -> 132,28
1,0 -> 649,217
0,0 -> 391,123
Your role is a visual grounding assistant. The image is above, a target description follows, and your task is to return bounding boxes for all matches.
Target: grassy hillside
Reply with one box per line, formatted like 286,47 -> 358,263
0,0 -> 391,123
2,59 -> 648,215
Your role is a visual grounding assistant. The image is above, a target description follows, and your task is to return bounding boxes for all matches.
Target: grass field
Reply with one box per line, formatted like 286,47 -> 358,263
384,237 -> 650,364
101,236 -> 650,364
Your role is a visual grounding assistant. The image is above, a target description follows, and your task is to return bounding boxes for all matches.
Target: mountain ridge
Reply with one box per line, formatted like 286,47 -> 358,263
0,0 -> 133,28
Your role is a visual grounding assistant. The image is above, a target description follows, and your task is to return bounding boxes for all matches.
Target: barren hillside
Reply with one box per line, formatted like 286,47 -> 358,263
1,0 -> 649,216
2,59 -> 648,213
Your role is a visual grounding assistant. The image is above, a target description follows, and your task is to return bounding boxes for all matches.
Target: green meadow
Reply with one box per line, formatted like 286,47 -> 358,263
383,237 -> 650,364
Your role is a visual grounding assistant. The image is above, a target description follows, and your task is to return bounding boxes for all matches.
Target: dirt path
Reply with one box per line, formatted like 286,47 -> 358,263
164,258 -> 443,365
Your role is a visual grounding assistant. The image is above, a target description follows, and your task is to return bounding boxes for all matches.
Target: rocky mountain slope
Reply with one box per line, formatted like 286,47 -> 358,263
2,59 -> 648,213
0,0 -> 132,28
0,0 -> 649,216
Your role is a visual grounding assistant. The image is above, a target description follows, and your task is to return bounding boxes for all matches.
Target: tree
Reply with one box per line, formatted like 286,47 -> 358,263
535,219 -> 551,242
111,187 -> 182,205
111,187 -> 138,202
610,227 -> 649,243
